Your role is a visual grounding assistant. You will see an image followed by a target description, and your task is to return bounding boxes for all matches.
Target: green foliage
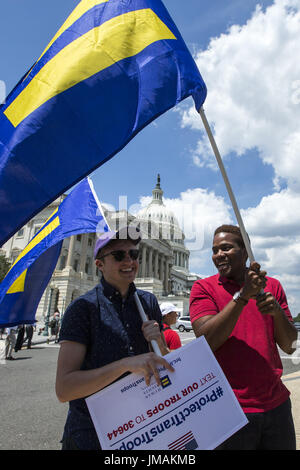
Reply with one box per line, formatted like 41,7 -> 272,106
293,312 -> 300,322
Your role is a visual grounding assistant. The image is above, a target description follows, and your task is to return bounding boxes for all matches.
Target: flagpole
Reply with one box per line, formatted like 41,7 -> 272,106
134,291 -> 162,357
198,106 -> 255,264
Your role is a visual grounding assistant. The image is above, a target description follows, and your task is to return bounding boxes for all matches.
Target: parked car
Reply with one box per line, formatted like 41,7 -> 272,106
176,316 -> 192,332
294,322 -> 300,331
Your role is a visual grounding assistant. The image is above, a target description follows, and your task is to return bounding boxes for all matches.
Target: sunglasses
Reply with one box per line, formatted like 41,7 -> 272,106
99,249 -> 139,262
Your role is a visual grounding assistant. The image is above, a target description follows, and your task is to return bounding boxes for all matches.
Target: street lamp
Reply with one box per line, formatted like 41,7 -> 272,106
43,287 -> 54,336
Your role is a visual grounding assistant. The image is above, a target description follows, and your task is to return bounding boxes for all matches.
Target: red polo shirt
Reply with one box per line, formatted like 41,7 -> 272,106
190,274 -> 293,413
162,324 -> 182,350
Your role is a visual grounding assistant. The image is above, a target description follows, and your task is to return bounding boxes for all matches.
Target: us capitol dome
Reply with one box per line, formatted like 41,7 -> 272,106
136,174 -> 189,275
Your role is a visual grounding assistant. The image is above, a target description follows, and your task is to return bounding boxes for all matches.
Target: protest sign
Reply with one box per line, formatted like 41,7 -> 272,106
86,336 -> 248,450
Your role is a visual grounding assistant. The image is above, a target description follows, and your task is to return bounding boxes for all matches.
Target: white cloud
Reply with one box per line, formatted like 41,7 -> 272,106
126,1 -> 300,313
166,188 -> 233,251
178,0 -> 300,314
101,201 -> 116,213
242,188 -> 300,238
241,188 -> 300,313
182,0 -> 300,191
0,80 -> 6,105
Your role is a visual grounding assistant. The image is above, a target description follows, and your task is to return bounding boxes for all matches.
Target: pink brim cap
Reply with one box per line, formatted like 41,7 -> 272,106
94,225 -> 141,259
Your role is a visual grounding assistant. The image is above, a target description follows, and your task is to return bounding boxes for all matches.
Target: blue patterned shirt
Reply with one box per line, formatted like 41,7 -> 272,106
58,278 -> 163,450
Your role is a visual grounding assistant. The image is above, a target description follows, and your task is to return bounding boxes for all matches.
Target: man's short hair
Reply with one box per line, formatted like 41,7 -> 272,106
214,224 -> 249,250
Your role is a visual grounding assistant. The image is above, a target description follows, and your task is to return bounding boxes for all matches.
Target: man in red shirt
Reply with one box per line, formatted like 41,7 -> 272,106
190,224 -> 297,450
160,302 -> 182,350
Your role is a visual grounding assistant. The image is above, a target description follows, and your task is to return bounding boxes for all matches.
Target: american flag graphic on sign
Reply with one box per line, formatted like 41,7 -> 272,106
168,431 -> 198,450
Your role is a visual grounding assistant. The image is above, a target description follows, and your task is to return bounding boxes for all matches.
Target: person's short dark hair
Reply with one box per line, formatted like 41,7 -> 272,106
214,224 -> 249,250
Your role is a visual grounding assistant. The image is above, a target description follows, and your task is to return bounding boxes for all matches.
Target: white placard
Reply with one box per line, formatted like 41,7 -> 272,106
86,336 -> 248,450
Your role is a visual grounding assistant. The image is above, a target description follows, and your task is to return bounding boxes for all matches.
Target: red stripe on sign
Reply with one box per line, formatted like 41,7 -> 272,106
168,431 -> 194,450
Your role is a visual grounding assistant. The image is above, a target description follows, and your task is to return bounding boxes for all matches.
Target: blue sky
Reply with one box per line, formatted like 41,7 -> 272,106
1,0 -> 300,313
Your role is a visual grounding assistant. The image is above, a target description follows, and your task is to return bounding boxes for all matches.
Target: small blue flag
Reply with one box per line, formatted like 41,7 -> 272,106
0,178 -> 110,327
0,0 -> 207,246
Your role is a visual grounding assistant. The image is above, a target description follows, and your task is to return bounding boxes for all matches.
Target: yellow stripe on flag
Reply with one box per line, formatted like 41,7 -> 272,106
22,1 -> 110,83
4,9 -> 176,127
44,207 -> 58,225
38,0 -> 110,60
6,216 -> 60,293
10,216 -> 60,270
7,270 -> 27,294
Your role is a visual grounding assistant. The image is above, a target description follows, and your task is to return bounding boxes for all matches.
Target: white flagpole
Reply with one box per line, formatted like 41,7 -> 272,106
198,106 -> 255,264
134,291 -> 162,357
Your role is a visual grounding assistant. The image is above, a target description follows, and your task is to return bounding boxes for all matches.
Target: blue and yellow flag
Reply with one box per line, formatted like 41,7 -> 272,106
0,178 -> 110,327
0,0 -> 207,246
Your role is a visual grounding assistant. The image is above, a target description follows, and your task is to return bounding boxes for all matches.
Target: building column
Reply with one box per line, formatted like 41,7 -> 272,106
148,249 -> 153,277
159,255 -> 164,283
164,259 -> 169,293
141,245 -> 147,278
66,235 -> 76,267
92,257 -> 97,279
79,233 -> 88,273
154,251 -> 159,279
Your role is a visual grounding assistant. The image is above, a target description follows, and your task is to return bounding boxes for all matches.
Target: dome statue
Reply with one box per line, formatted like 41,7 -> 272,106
137,175 -> 189,272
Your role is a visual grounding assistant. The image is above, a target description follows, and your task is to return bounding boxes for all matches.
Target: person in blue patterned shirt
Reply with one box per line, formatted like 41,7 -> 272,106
56,226 -> 173,450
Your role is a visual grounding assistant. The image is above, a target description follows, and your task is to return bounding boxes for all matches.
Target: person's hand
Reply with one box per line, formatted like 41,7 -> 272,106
124,353 -> 174,386
256,292 -> 280,317
141,320 -> 162,344
241,261 -> 267,300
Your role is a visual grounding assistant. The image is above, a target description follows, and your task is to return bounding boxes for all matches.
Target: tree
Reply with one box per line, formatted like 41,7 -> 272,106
0,254 -> 11,282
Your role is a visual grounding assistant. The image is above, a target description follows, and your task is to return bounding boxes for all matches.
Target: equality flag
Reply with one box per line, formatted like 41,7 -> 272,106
0,178 -> 110,327
0,0 -> 207,246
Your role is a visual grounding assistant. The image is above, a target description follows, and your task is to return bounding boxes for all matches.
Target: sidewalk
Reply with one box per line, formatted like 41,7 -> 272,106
0,323 -> 57,364
31,322 -> 58,346
1,327 -> 299,450
282,371 -> 300,450
30,330 -> 300,450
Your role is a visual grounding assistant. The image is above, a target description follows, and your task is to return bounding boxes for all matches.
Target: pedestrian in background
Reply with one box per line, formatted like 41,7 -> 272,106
48,310 -> 60,343
4,326 -> 18,360
14,324 -> 25,353
24,324 -> 34,349
160,302 -> 182,350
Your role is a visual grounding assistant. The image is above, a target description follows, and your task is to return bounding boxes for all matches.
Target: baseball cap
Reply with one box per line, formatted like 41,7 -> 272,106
160,302 -> 178,316
94,225 -> 141,259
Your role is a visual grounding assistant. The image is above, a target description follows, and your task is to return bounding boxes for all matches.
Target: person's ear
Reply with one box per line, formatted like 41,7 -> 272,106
95,259 -> 104,270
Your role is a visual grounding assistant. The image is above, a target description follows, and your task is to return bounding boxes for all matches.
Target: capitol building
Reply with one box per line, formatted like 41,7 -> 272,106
1,176 -> 200,320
